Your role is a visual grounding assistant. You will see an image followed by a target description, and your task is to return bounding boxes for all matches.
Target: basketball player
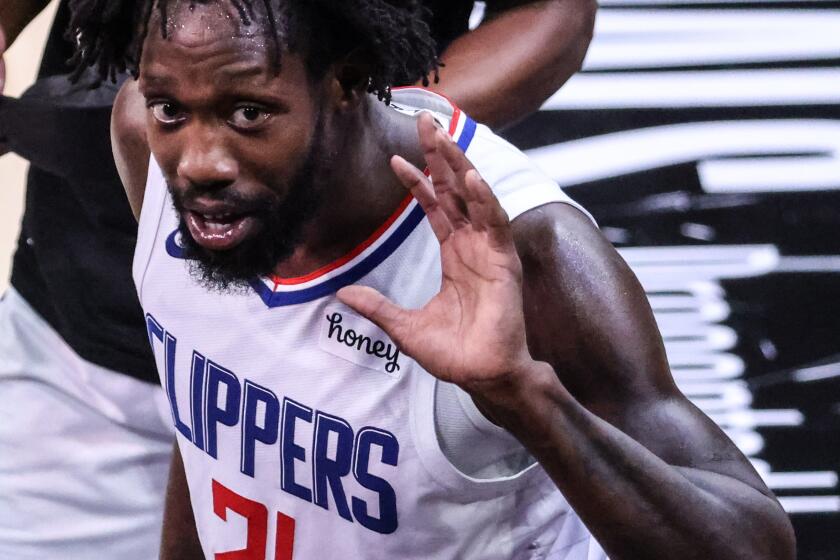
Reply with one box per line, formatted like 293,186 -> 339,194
65,1 -> 795,558
0,1 -> 594,558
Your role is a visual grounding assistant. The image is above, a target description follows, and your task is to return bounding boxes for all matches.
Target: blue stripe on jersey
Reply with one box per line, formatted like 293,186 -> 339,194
165,115 -> 478,307
456,116 -> 477,153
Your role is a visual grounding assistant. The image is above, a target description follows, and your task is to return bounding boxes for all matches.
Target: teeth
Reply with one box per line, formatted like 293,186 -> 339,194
203,213 -> 232,220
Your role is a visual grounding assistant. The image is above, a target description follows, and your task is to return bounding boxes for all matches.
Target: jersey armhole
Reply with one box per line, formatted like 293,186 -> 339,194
409,371 -> 548,500
451,382 -> 514,437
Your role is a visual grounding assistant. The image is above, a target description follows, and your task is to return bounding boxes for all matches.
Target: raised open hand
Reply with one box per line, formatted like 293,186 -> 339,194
337,112 -> 534,393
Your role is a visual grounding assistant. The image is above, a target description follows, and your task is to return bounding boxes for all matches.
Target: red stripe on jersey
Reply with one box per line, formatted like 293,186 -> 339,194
271,194 -> 414,287
270,89 -> 463,290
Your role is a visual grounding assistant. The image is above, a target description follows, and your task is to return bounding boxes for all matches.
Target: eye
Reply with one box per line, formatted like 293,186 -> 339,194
229,105 -> 271,130
150,101 -> 186,125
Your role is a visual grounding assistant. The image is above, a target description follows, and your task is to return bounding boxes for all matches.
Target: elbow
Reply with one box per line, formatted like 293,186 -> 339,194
534,0 -> 599,94
561,0 -> 598,75
574,0 -> 598,46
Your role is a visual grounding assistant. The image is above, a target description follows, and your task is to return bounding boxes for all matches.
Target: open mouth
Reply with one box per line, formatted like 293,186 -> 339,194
184,209 -> 260,252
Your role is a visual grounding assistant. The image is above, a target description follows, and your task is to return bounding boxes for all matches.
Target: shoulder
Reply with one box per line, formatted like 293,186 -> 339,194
511,202 -> 627,319
111,78 -> 150,220
466,125 -> 593,227
511,202 -> 612,273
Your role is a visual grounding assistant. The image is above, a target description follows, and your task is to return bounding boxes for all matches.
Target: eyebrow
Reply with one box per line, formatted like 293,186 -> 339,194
140,62 -> 270,89
140,73 -> 176,87
217,63 -> 268,79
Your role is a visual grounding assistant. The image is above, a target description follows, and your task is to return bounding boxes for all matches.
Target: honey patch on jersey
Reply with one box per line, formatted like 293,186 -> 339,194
319,306 -> 402,378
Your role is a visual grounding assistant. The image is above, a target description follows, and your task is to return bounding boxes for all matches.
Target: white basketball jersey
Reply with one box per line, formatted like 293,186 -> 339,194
134,88 -> 605,560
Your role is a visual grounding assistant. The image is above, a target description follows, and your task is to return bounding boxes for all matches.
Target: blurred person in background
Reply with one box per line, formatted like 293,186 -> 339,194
0,1 -> 595,557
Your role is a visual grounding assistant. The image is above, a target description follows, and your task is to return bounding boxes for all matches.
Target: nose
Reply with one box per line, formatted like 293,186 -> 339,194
176,125 -> 238,191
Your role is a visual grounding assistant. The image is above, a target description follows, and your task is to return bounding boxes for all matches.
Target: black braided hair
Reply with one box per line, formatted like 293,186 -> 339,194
66,0 -> 440,103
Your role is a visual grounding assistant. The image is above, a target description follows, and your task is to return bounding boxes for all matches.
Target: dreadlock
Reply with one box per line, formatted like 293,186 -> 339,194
66,0 -> 440,103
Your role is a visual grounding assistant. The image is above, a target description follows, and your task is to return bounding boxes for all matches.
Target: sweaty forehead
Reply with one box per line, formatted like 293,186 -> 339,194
140,1 -> 280,81
147,1 -> 272,53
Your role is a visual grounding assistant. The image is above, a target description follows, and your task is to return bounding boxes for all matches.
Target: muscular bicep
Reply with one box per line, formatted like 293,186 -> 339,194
513,203 -> 671,405
111,78 -> 150,220
513,202 -> 771,496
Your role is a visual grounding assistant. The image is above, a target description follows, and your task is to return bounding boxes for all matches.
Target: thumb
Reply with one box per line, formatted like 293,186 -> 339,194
336,285 -> 411,346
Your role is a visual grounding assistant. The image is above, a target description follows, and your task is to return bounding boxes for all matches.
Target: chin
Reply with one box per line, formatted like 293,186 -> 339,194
177,220 -> 295,293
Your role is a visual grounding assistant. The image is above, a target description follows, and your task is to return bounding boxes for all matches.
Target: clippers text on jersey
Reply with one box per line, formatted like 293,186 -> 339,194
145,313 -> 400,535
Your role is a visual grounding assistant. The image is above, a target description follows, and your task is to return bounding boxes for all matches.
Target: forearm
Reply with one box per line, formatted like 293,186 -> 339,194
0,0 -> 50,46
425,0 -> 596,129
160,443 -> 204,560
475,362 -> 795,560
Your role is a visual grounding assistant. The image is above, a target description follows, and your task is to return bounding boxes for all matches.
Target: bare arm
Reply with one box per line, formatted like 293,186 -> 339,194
339,114 -> 795,559
425,0 -> 595,129
499,203 -> 795,559
111,77 -> 150,220
0,0 -> 49,50
0,0 -> 51,153
160,443 -> 204,560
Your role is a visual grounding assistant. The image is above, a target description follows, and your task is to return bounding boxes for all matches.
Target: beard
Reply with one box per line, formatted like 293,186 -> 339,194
171,115 -> 327,293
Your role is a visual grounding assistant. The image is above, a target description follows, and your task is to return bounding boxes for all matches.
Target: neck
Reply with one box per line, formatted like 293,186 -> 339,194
272,94 -> 424,279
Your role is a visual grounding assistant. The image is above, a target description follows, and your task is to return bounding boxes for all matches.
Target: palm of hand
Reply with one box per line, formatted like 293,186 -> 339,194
338,113 -> 532,391
408,226 -> 528,386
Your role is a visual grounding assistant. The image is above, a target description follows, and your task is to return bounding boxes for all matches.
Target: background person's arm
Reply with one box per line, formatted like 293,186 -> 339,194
425,0 -> 596,129
0,0 -> 51,91
0,0 -> 51,157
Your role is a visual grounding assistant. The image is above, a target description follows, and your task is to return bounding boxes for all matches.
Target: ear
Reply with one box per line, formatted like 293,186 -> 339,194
327,48 -> 375,110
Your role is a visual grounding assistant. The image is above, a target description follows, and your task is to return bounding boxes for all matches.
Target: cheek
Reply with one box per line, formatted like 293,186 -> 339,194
146,121 -> 183,179
243,120 -> 316,183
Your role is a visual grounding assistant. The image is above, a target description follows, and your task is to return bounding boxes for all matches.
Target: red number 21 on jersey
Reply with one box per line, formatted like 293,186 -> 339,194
212,479 -> 296,560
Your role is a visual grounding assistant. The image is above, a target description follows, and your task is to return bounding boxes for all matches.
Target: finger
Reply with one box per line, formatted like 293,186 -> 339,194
417,112 -> 449,182
464,169 -> 514,247
390,154 -> 453,243
417,113 -> 469,228
336,286 -> 412,348
436,127 -> 476,188
435,128 -> 480,223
